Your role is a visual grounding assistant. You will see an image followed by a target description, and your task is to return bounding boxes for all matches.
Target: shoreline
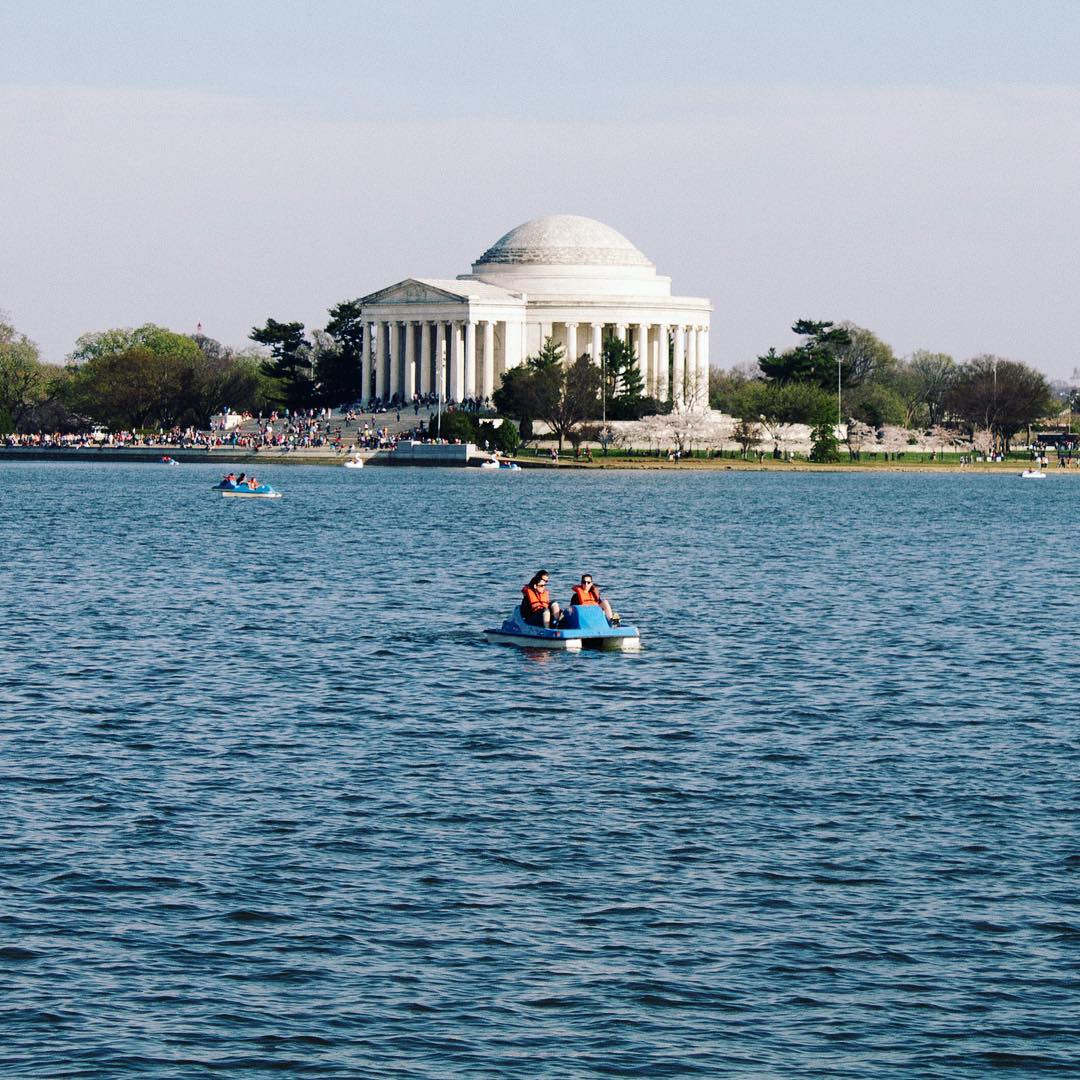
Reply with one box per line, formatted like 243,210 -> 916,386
1,446 -> 1075,475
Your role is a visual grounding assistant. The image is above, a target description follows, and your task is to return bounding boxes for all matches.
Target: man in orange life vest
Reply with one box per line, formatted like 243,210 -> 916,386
521,570 -> 562,628
569,574 -> 617,624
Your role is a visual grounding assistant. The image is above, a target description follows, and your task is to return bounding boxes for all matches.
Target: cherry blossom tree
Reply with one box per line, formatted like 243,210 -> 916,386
876,424 -> 911,461
972,427 -> 994,460
844,419 -> 874,460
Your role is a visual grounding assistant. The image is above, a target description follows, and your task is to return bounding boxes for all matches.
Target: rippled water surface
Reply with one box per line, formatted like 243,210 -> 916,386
1,462 -> 1077,1077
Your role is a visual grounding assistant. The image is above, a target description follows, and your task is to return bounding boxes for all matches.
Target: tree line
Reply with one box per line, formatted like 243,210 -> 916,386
0,302 -> 367,434
1,306 -> 1071,450
710,320 -> 1065,452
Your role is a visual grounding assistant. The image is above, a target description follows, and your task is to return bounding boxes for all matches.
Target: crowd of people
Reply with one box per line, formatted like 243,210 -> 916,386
2,403 -> 484,454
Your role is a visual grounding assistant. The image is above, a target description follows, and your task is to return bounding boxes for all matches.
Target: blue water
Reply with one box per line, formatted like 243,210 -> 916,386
0,462 -> 1076,1078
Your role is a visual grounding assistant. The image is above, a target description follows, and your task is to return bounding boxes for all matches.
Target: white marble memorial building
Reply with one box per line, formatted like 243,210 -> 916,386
357,215 -> 712,406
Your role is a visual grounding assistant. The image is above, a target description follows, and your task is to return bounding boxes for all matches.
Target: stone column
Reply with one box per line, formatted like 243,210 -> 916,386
673,325 -> 686,406
615,323 -> 627,343
373,320 -> 385,400
565,322 -> 578,363
435,322 -> 446,399
449,322 -> 464,401
419,322 -> 432,396
403,321 -> 416,400
591,323 -> 603,367
698,326 -> 710,401
656,323 -> 669,401
686,327 -> 698,405
361,321 -> 372,404
636,321 -> 649,390
482,320 -> 495,400
540,322 -> 552,345
464,321 -> 477,399
652,326 -> 669,403
386,321 -> 399,401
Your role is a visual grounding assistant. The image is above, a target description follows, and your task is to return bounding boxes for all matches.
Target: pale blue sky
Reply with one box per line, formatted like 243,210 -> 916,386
2,1 -> 1079,376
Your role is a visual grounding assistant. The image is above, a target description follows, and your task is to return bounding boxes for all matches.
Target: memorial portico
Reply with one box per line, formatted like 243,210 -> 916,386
357,216 -> 712,406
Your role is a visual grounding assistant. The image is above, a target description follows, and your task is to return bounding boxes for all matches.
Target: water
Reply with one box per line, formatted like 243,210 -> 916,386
0,461 -> 1076,1077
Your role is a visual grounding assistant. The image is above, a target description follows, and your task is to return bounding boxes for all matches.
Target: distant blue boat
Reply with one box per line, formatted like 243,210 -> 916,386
214,480 -> 282,499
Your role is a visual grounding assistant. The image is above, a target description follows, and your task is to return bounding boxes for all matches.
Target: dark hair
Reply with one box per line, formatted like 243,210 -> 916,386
581,574 -> 592,583
529,570 -> 549,587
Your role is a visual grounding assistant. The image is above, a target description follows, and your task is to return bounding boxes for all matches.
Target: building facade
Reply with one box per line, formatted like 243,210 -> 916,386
357,215 -> 712,406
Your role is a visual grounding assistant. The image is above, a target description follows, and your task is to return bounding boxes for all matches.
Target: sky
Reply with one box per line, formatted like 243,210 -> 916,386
2,0 -> 1079,379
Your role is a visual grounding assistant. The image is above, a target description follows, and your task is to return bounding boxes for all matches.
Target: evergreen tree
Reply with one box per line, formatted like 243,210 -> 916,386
809,422 -> 841,462
322,299 -> 365,404
528,336 -> 565,371
250,319 -> 314,410
602,337 -> 646,419
759,320 -> 852,387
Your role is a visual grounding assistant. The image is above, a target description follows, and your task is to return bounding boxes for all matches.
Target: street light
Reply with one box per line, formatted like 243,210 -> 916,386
837,356 -> 842,426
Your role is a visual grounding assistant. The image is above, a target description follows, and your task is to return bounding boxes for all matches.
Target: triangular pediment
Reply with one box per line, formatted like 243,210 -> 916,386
360,278 -> 467,305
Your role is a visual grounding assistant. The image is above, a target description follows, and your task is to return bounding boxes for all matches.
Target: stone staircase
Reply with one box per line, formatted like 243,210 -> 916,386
227,406 -> 446,448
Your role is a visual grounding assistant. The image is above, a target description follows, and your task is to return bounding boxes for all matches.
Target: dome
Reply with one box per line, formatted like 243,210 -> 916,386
475,215 -> 652,268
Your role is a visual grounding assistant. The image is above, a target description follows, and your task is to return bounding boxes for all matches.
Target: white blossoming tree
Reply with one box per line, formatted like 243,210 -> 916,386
876,424 -> 912,461
844,419 -> 875,460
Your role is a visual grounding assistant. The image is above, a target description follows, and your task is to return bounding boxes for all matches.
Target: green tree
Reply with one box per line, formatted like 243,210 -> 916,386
250,319 -> 313,411
733,379 -> 835,426
190,335 -> 274,423
945,355 -> 1053,451
758,319 -> 852,386
478,419 -> 520,454
0,317 -> 46,432
433,409 -> 478,442
846,383 -> 908,428
602,337 -> 646,418
492,337 -> 567,427
66,323 -> 206,429
907,350 -> 956,426
809,422 -> 841,462
321,299 -> 365,405
732,417 -> 763,459
540,353 -> 602,450
837,323 -> 895,388
66,347 -> 183,429
71,324 -> 201,365
709,364 -> 756,412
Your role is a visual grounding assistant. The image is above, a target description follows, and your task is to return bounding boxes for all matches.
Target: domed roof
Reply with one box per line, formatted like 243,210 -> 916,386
476,215 -> 652,268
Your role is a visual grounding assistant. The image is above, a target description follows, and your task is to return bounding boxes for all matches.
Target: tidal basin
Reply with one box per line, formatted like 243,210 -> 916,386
1,462 -> 1076,1077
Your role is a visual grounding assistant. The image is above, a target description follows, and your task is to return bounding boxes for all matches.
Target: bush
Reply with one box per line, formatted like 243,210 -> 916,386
493,419 -> 520,454
478,419 -> 521,454
809,422 -> 841,462
433,410 -> 478,442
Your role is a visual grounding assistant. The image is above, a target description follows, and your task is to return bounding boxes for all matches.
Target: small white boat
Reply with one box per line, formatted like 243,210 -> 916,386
1020,469 -> 1046,479
343,456 -> 365,469
479,460 -> 500,470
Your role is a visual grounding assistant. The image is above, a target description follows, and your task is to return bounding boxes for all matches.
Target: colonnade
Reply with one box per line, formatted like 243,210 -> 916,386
359,316 -> 709,406
361,318 -> 517,404
557,320 -> 710,407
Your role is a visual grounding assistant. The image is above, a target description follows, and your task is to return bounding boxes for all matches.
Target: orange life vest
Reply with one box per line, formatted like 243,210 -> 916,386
521,584 -> 550,614
571,584 -> 600,606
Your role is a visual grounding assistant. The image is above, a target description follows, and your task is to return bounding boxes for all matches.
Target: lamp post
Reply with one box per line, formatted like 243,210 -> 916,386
601,337 -> 606,426
837,356 -> 842,426
436,342 -> 443,440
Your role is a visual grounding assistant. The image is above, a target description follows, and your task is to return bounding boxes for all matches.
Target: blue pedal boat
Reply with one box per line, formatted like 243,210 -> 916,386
215,481 -> 283,499
484,603 -> 640,651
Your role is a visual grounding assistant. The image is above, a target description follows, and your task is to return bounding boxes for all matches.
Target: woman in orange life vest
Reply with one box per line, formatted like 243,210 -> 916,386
569,574 -> 616,623
521,570 -> 562,628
